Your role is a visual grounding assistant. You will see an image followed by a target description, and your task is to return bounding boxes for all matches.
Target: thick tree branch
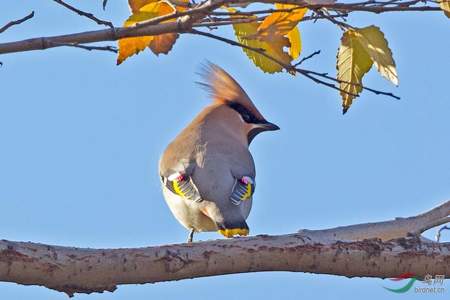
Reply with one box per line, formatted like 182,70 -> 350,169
0,200 -> 448,297
299,200 -> 450,242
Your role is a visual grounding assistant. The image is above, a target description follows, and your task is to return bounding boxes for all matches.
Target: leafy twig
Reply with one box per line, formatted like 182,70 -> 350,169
190,29 -> 401,100
190,29 -> 359,97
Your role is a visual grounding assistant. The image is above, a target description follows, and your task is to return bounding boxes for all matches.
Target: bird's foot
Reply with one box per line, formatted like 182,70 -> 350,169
187,228 -> 195,243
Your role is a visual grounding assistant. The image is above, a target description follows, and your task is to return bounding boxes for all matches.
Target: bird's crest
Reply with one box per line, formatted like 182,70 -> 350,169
197,63 -> 265,121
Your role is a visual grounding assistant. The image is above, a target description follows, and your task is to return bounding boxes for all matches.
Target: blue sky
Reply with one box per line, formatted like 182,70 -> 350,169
0,1 -> 449,299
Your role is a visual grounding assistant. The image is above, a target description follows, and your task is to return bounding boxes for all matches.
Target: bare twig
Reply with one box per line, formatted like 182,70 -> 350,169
52,0 -> 114,28
0,11 -> 35,34
436,225 -> 450,242
192,17 -> 266,27
294,50 -> 321,66
267,0 -> 441,13
299,68 -> 401,100
50,42 -> 117,53
210,5 -> 308,16
313,8 -> 353,30
193,13 -> 350,27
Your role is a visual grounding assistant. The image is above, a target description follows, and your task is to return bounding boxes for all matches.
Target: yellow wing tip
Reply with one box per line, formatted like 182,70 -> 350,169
218,228 -> 249,238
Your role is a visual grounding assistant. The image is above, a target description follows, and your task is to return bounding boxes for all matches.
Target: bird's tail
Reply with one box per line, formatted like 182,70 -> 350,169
217,220 -> 249,238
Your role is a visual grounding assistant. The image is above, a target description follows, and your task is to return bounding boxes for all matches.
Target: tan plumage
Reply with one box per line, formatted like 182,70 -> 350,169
159,63 -> 279,242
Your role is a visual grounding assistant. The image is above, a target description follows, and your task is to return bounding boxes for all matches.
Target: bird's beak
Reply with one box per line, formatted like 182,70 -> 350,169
258,121 -> 280,131
247,121 -> 279,144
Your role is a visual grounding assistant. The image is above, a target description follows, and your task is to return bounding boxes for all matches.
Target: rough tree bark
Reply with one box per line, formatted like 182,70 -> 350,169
1,201 -> 448,297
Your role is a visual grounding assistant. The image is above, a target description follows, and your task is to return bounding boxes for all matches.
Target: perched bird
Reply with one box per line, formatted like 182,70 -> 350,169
159,63 -> 279,242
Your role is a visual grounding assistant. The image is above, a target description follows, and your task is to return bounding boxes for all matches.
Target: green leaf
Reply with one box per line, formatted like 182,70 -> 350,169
337,29 -> 374,114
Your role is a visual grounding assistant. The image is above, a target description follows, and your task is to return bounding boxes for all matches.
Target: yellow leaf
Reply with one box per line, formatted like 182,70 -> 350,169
146,1 -> 179,55
257,4 -> 307,40
232,20 -> 292,73
287,26 -> 301,60
128,0 -> 189,13
354,26 -> 398,86
337,29 -> 374,114
439,0 -> 450,18
128,0 -> 157,13
117,1 -> 176,65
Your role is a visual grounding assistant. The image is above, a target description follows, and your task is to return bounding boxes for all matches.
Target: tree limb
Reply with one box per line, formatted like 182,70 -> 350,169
0,200 -> 448,297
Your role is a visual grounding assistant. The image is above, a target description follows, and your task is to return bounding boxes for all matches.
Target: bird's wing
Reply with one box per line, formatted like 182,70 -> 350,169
161,170 -> 202,203
229,175 -> 255,205
159,121 -> 205,203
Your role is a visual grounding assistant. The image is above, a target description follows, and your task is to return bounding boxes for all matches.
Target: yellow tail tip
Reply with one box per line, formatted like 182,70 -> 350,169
218,228 -> 249,238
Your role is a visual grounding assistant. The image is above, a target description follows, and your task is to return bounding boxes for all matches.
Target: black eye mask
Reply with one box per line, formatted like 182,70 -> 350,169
227,102 -> 261,124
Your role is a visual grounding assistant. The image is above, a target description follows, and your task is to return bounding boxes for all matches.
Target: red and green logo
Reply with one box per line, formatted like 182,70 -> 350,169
383,272 -> 417,293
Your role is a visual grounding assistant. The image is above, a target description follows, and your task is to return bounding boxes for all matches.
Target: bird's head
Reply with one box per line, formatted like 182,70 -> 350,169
198,63 -> 279,144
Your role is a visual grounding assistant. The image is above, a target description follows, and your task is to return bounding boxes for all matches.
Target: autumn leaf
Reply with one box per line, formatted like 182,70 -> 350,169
257,4 -> 306,60
149,32 -> 178,55
232,20 -> 292,73
117,1 -> 178,65
287,26 -> 301,60
128,0 -> 189,13
355,26 -> 398,86
257,4 -> 307,40
337,29 -> 373,114
230,5 -> 307,73
117,4 -> 157,66
336,25 -> 398,113
128,0 -> 157,13
439,0 -> 450,18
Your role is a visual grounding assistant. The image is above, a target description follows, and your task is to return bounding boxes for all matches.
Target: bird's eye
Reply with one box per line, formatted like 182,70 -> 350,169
242,113 -> 252,122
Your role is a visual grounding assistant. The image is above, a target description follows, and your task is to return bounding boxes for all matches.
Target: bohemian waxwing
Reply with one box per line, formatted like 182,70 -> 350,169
159,63 -> 279,242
